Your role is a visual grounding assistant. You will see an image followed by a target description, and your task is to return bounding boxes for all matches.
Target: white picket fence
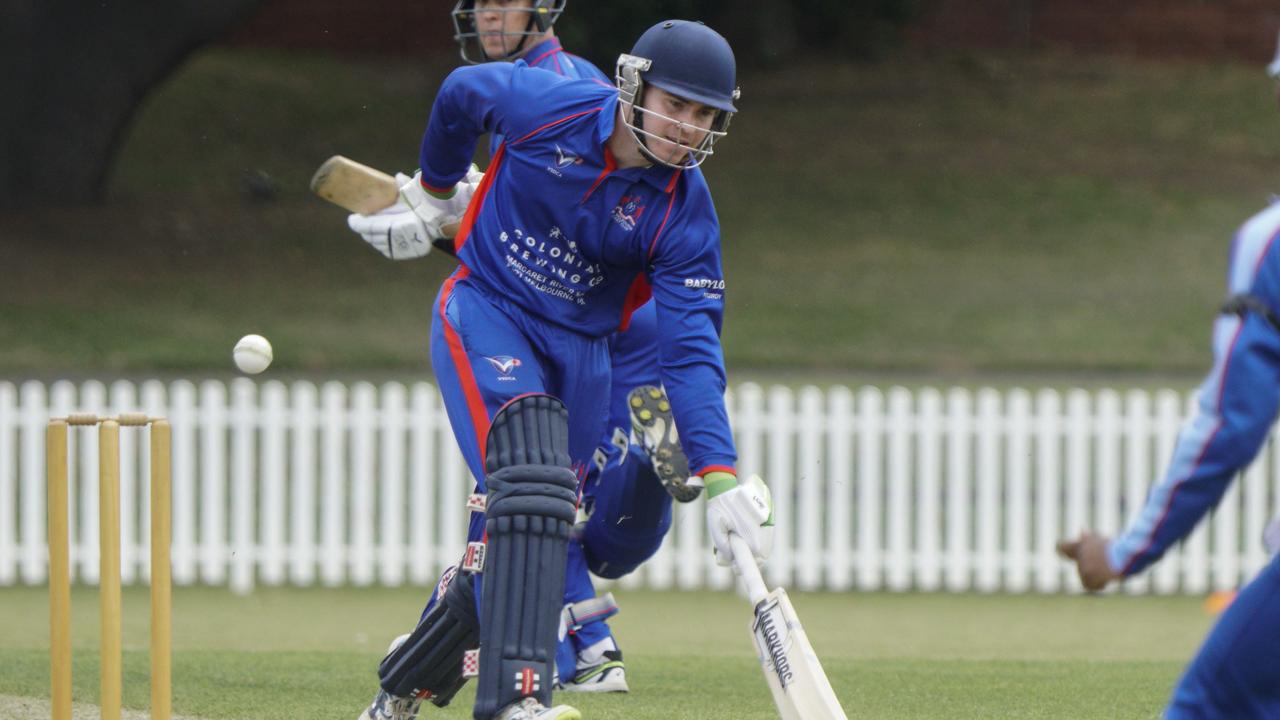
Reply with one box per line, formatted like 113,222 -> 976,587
1,379 -> 1277,595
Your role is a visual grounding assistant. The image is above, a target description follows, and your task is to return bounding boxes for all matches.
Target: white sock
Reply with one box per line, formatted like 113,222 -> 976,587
577,636 -> 618,669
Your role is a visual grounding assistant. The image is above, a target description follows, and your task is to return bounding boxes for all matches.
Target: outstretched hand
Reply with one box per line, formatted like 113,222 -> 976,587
706,473 -> 774,568
1056,531 -> 1120,592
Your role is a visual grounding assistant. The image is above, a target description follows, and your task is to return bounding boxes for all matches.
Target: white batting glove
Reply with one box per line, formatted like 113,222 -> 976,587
344,172 -> 430,260
705,473 -> 774,568
398,167 -> 479,240
346,205 -> 433,261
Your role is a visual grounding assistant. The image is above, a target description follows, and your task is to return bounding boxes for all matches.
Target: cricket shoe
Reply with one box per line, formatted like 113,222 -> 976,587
558,649 -> 629,693
494,697 -> 581,720
628,385 -> 700,502
359,634 -> 423,720
359,689 -> 424,720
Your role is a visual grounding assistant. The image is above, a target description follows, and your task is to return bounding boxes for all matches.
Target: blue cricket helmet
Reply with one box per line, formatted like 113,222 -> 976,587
615,20 -> 740,168
451,0 -> 567,64
631,20 -> 738,112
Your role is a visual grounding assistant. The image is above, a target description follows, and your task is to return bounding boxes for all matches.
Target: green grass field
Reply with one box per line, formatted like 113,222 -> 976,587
0,585 -> 1219,719
3,48 -> 1277,377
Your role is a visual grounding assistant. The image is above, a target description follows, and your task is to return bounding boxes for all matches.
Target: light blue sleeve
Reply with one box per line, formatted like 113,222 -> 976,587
1109,207 -> 1280,576
1109,313 -> 1280,575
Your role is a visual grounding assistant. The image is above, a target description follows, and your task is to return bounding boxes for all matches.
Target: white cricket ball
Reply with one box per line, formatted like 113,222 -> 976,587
233,334 -> 273,375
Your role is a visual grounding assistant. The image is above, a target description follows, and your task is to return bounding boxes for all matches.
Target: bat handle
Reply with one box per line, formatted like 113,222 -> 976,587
729,533 -> 770,606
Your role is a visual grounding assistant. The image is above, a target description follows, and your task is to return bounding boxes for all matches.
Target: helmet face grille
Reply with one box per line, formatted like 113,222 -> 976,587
615,52 -> 735,169
451,0 -> 567,64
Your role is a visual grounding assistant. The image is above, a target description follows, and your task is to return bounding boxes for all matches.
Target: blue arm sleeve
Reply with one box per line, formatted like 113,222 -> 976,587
1109,312 -> 1280,576
419,62 -> 551,190
648,211 -> 738,475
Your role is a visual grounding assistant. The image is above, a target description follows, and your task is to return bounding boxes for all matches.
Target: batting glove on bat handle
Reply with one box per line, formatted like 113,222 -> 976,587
399,168 -> 478,240
706,473 -> 775,568
346,206 -> 432,261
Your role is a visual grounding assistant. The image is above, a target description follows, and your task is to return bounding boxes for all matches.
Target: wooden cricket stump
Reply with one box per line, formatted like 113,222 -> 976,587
47,413 -> 171,720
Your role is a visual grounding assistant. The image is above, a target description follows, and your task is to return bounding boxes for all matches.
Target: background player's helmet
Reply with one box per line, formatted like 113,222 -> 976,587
616,20 -> 739,169
452,0 -> 567,64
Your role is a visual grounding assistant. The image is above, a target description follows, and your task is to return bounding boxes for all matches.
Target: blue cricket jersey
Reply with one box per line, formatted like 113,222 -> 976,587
516,37 -> 608,84
489,38 -> 609,156
418,60 -> 737,475
1110,201 -> 1280,575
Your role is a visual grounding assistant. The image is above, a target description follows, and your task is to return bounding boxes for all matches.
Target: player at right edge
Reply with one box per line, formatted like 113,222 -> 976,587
1058,34 -> 1280,720
360,19 -> 774,720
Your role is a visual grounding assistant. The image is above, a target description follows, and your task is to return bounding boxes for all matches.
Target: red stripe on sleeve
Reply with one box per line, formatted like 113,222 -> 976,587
526,39 -> 563,67
512,108 -> 602,145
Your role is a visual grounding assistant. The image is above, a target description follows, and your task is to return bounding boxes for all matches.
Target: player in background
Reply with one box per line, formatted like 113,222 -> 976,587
1058,36 -> 1280,720
353,19 -> 774,720
453,0 -> 601,80
349,0 -> 708,704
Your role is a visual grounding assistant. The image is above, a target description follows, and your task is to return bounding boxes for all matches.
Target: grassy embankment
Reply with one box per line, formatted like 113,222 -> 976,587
3,48 -> 1276,380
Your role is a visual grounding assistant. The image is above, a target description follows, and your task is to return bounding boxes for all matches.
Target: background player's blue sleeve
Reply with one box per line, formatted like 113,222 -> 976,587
647,208 -> 737,475
1109,223 -> 1280,575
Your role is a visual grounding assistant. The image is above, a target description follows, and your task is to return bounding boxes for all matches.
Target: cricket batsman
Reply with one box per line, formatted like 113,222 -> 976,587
352,18 -> 774,720
347,2 -> 718,708
1058,32 -> 1280,719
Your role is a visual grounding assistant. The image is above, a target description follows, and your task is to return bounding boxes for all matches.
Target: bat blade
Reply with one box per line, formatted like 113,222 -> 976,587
730,534 -> 848,720
309,155 -> 400,214
749,588 -> 849,720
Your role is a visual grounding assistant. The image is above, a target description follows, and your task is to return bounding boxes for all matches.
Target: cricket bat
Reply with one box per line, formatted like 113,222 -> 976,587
310,155 -> 458,237
729,534 -> 849,720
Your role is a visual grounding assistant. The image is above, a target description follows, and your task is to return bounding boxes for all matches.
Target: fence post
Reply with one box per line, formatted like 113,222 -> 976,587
290,381 -> 318,586
767,386 -> 795,587
261,381 -> 288,586
944,387 -> 972,593
0,382 -> 14,585
20,381 -> 47,583
1122,390 -> 1151,596
229,379 -> 257,594
856,387 -> 883,591
886,387 -> 912,592
321,382 -> 348,586
827,386 -> 854,591
797,387 -> 825,591
379,382 -> 408,587
409,382 -> 438,586
1033,389 -> 1061,593
975,388 -> 1001,592
1005,388 -> 1031,593
199,381 -> 227,585
915,389 -> 941,591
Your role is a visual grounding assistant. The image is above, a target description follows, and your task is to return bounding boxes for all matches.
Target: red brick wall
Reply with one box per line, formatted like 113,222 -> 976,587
226,0 -> 1280,64
224,0 -> 456,55
908,0 -> 1280,64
